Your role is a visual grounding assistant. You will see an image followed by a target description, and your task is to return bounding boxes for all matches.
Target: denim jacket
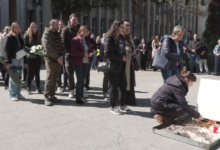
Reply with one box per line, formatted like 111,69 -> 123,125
213,45 -> 220,55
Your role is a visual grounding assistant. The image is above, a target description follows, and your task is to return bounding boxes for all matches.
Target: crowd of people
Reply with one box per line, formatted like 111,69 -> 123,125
0,13 -> 219,122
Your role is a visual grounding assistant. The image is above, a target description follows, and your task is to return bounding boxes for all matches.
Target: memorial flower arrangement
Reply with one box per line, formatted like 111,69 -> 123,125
30,45 -> 43,56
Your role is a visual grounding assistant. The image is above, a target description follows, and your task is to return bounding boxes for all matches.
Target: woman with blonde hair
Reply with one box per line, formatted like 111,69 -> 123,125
5,22 -> 27,101
24,22 -> 42,95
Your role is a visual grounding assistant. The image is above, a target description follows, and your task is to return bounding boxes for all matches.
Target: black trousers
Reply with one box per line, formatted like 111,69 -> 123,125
108,71 -> 127,108
65,55 -> 75,91
26,58 -> 41,90
57,61 -> 68,88
103,72 -> 109,93
0,63 -> 9,86
85,63 -> 91,87
23,68 -> 27,81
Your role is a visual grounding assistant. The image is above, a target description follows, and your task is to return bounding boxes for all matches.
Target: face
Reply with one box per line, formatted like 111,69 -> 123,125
173,32 -> 184,41
124,26 -> 130,36
194,34 -> 198,40
185,78 -> 194,88
187,32 -> 192,38
69,16 -> 78,27
141,39 -> 145,44
97,36 -> 101,41
79,28 -> 88,38
91,34 -> 95,39
14,24 -> 21,35
59,21 -> 65,30
134,36 -> 137,39
32,24 -> 38,34
51,21 -> 59,31
155,35 -> 160,40
118,24 -> 124,35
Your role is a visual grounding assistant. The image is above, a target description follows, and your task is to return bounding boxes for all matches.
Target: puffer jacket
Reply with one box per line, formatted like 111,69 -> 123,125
151,75 -> 200,119
161,36 -> 184,70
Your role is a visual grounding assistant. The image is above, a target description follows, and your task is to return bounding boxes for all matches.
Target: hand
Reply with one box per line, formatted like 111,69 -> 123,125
183,47 -> 187,51
7,64 -> 11,69
132,50 -> 137,55
24,64 -> 28,68
57,56 -> 63,65
198,115 -> 203,121
122,56 -> 128,62
216,54 -> 219,56
89,53 -> 93,57
202,51 -> 205,53
93,50 -> 96,52
84,53 -> 89,58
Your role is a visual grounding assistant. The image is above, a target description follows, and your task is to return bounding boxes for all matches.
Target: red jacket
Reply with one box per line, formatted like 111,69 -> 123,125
70,35 -> 93,65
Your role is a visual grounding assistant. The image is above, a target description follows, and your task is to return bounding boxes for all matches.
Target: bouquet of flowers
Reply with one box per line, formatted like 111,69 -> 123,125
8,66 -> 22,87
0,56 -> 6,65
30,45 -> 43,56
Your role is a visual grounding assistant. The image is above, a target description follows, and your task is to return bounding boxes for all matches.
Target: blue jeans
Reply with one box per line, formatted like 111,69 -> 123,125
190,54 -> 200,73
161,68 -> 179,83
91,52 -> 97,69
9,58 -> 23,98
74,63 -> 90,99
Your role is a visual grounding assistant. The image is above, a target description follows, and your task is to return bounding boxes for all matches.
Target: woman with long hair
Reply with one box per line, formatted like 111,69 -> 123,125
70,25 -> 93,104
152,35 -> 161,71
137,38 -> 147,70
5,22 -> 27,101
24,22 -> 42,94
104,20 -> 131,115
151,69 -> 203,124
123,21 -> 137,106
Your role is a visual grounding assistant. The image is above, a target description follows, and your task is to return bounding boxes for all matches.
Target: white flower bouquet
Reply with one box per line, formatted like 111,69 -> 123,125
30,45 -> 43,56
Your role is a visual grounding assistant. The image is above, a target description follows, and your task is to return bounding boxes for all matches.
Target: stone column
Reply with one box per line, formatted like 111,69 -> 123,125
42,0 -> 52,29
1,0 -> 10,29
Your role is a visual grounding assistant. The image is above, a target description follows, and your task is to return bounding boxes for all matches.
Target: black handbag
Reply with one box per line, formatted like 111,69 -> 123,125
97,60 -> 121,73
132,56 -> 140,71
152,50 -> 172,70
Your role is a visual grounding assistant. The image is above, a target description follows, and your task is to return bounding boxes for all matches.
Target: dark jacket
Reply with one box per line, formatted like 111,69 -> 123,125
24,34 -> 41,58
5,34 -> 27,64
184,36 -> 194,59
90,38 -> 97,51
133,39 -> 140,49
41,28 -> 64,60
61,24 -> 80,55
161,37 -> 184,70
104,34 -> 126,72
188,39 -> 202,54
151,75 -> 200,119
70,35 -> 93,65
200,45 -> 209,59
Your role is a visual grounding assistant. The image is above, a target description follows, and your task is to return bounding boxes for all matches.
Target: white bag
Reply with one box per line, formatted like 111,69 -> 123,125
16,49 -> 26,59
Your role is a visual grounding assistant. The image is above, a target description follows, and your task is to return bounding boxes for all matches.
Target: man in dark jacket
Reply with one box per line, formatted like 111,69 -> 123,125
188,34 -> 202,73
133,35 -> 140,49
184,31 -> 193,70
61,14 -> 80,98
42,19 -> 64,106
199,40 -> 209,74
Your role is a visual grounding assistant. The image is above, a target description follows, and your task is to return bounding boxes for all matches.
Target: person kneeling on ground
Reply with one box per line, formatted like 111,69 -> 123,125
150,69 -> 203,124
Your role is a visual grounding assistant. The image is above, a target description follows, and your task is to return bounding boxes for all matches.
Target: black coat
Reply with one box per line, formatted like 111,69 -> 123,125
200,46 -> 209,59
104,34 -> 126,73
161,37 -> 184,70
5,34 -> 27,64
151,75 -> 200,119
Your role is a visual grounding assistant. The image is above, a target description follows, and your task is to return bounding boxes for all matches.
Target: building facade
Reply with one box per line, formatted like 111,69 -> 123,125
0,0 -> 208,41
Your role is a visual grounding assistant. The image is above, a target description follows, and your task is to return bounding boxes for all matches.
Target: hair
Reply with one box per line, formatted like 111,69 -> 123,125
69,13 -> 78,19
105,20 -> 124,43
179,68 -> 197,82
50,19 -> 58,26
187,31 -> 192,34
28,22 -> 40,43
9,22 -> 21,36
172,25 -> 185,36
96,36 -> 101,43
59,20 -> 66,26
123,21 -> 132,44
4,26 -> 10,34
77,25 -> 88,35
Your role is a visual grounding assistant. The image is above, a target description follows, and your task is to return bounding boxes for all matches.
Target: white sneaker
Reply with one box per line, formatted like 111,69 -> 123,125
32,80 -> 36,86
118,106 -> 132,113
69,90 -> 75,98
83,92 -> 88,98
11,97 -> 19,101
110,106 -> 123,115
56,87 -> 64,93
103,93 -> 109,101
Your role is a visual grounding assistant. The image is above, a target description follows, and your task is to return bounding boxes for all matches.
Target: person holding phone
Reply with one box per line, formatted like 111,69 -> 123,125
70,25 -> 93,104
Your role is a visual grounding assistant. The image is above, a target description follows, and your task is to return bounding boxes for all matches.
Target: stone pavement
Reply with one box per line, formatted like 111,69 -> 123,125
0,66 -> 220,150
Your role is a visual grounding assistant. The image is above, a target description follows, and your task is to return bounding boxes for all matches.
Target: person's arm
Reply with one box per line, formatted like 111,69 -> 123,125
104,36 -> 123,61
70,39 -> 84,57
213,45 -> 218,55
61,28 -> 70,54
174,89 -> 201,119
162,38 -> 183,61
5,36 -> 12,64
41,31 -> 59,60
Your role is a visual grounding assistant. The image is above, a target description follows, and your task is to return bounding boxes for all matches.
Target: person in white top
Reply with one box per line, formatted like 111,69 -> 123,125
0,26 -> 10,90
